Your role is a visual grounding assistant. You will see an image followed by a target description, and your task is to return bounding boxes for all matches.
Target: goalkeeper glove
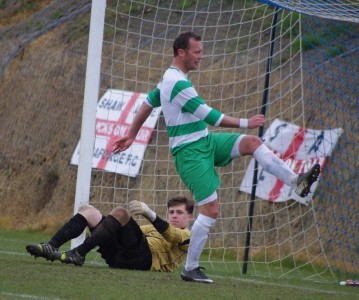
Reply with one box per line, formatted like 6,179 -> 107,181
129,200 -> 156,222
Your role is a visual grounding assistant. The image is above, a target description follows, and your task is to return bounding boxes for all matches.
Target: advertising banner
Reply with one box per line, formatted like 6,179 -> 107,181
239,119 -> 343,205
71,89 -> 161,177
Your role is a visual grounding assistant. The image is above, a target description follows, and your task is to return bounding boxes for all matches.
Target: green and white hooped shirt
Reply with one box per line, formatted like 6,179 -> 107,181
145,66 -> 224,155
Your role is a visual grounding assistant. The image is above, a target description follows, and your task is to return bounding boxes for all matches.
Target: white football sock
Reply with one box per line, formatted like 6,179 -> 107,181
253,144 -> 297,187
185,214 -> 216,271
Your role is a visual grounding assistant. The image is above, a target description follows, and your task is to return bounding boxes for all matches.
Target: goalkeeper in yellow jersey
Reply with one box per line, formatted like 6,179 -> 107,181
26,196 -> 194,272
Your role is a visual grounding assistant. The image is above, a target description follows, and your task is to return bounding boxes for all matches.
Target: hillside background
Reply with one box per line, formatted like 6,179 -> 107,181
0,0 -> 92,229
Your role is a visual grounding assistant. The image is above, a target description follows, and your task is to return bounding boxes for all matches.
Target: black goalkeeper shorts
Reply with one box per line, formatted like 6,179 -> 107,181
95,216 -> 152,270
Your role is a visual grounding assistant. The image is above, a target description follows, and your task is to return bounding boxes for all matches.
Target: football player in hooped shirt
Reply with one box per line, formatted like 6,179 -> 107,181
113,31 -> 320,283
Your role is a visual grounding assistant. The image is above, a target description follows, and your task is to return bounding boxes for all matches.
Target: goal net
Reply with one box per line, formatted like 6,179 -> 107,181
73,0 -> 358,282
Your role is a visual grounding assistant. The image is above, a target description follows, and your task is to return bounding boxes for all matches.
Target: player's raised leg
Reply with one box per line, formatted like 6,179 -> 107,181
295,163 -> 321,197
239,136 -> 321,197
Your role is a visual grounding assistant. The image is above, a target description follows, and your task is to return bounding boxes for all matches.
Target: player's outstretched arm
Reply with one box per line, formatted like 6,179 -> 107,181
129,200 -> 156,222
129,200 -> 189,245
112,102 -> 153,154
220,114 -> 264,129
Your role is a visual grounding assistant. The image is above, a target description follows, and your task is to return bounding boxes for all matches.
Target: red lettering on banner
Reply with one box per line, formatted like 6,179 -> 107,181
96,93 -> 142,170
268,128 -> 305,202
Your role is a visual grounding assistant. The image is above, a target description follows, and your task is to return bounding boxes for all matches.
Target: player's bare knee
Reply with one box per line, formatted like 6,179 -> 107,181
110,206 -> 130,225
78,204 -> 93,212
239,135 -> 262,155
78,205 -> 102,228
199,201 -> 219,219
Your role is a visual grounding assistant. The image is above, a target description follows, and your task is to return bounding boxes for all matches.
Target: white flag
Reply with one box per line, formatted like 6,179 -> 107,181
239,119 -> 343,205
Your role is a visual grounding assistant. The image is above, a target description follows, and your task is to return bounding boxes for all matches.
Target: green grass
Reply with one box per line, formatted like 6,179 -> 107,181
1,230 -> 358,300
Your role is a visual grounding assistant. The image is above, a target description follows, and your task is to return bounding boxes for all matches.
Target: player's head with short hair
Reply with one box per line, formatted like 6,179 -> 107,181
173,31 -> 201,57
167,196 -> 194,229
167,196 -> 194,215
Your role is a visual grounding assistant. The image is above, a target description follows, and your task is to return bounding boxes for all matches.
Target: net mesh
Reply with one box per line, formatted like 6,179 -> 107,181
79,0 -> 358,281
258,0 -> 359,23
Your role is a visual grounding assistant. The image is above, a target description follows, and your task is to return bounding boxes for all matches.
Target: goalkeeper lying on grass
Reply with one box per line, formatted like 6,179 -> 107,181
26,197 -> 194,272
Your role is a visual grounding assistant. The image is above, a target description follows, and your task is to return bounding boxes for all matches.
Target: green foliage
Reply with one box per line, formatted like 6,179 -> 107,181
35,21 -> 45,31
67,18 -> 89,42
0,0 -> 6,9
301,33 -> 321,51
327,45 -> 345,57
281,11 -> 300,37
242,2 -> 272,24
295,16 -> 357,58
323,22 -> 358,40
107,0 -> 158,15
176,0 -> 193,10
19,0 -> 35,13
225,39 -> 238,54
291,39 -> 301,53
123,2 -> 144,15
51,10 -> 63,20
104,26 -> 116,40
24,19 -> 45,32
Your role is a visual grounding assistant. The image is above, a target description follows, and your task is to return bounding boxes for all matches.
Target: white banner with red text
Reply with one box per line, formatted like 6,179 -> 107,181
71,89 -> 161,177
239,119 -> 343,205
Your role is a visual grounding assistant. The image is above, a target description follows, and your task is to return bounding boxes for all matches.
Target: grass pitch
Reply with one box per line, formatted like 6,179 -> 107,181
0,230 -> 358,300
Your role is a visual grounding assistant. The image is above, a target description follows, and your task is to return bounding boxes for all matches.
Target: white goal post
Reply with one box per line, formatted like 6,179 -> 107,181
71,0 -> 106,249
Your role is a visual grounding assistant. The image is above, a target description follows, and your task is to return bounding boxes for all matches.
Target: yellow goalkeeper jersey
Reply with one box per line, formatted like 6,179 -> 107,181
140,224 -> 190,272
